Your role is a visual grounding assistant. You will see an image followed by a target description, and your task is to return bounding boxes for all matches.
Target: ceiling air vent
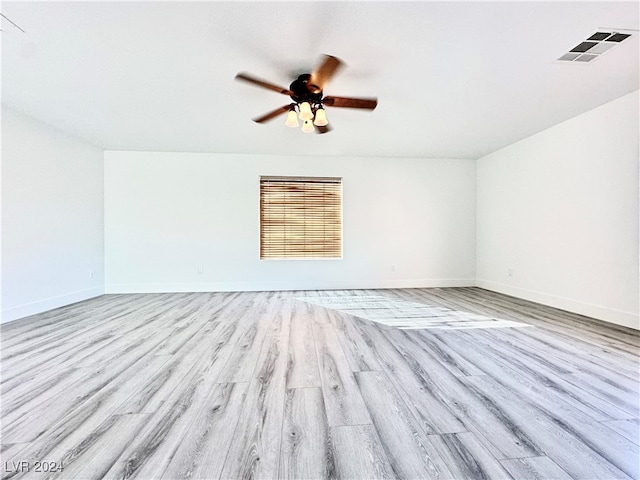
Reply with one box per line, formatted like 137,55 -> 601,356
557,30 -> 633,63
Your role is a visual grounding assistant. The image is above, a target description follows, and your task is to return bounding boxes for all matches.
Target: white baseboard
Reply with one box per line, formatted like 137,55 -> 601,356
105,278 -> 476,294
1,287 -> 105,324
475,279 -> 639,330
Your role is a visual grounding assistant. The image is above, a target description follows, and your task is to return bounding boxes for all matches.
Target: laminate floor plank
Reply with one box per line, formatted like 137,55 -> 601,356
219,334 -> 289,480
456,288 -> 639,354
265,292 -> 292,337
113,333 -> 228,415
359,326 -> 469,436
413,330 -> 486,377
602,418 -> 640,445
1,355 -> 170,479
495,325 -> 640,381
2,365 -> 98,419
436,329 -> 636,422
291,293 -> 315,317
505,310 -> 639,355
1,331 -> 175,442
211,296 -> 276,384
1,325 -> 111,369
22,414 -> 150,480
149,294 -> 241,355
102,346 -> 239,479
0,443 -> 31,467
1,294 -> 189,361
279,387 -> 337,480
379,327 -> 542,460
1,318 -> 171,410
327,310 -> 382,373
0,303 -> 161,382
500,456 -> 573,480
214,314 -> 270,383
454,338 -> 640,477
1,334 -> 124,401
468,328 -> 577,375
27,297 -> 183,370
0,293 -> 136,337
479,327 -> 640,390
160,382 -> 249,480
1,288 -> 638,480
355,370 -> 452,479
286,311 -> 321,389
561,371 -> 639,418
462,374 -> 634,479
3,302 -> 171,378
301,294 -> 334,325
427,431 -> 515,480
313,323 -> 372,427
0,295 -> 132,347
149,318 -> 206,357
330,425 -> 396,480
3,323 -> 145,385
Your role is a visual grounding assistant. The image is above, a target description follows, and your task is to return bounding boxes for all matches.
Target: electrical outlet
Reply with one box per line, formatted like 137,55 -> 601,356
508,268 -> 513,277
90,271 -> 95,279
391,265 -> 396,272
197,266 -> 204,275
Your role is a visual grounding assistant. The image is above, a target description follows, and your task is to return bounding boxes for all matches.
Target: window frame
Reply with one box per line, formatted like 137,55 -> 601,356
259,175 -> 344,260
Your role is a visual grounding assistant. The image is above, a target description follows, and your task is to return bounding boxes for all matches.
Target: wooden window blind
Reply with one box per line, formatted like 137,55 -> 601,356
260,176 -> 343,259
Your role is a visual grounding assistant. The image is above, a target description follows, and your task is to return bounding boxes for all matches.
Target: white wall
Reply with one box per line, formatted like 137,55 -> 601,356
104,152 -> 476,292
1,106 -> 105,323
476,91 -> 639,329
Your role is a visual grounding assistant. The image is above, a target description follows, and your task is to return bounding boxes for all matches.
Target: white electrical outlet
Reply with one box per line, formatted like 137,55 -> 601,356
508,268 -> 513,277
197,266 -> 204,274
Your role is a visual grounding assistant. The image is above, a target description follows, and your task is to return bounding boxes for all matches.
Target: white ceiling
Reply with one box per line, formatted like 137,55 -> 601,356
2,1 -> 638,159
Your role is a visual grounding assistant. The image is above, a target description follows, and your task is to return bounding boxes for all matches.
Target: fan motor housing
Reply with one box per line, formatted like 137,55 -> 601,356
289,74 -> 323,104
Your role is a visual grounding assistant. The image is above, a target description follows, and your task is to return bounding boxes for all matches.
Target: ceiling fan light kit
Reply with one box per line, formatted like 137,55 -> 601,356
235,54 -> 378,134
284,102 -> 329,132
285,107 -> 299,128
301,119 -> 315,133
314,106 -> 328,127
298,101 -> 314,121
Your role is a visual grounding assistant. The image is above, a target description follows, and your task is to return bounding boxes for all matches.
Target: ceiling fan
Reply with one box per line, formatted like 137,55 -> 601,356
235,54 -> 377,134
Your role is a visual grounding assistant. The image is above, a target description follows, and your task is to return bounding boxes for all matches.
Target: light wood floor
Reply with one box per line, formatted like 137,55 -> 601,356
1,288 -> 638,480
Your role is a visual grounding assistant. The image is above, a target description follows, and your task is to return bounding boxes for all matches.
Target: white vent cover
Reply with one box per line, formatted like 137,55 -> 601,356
557,30 -> 633,63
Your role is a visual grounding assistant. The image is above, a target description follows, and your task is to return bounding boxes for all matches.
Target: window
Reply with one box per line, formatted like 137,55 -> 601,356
260,176 -> 342,259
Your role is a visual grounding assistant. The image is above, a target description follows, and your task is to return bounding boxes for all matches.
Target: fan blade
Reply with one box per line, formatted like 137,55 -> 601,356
323,96 -> 378,110
252,105 -> 291,123
315,123 -> 332,134
235,73 -> 293,96
310,55 -> 344,93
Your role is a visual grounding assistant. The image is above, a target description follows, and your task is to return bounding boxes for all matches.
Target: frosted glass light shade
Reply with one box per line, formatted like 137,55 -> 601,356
313,107 -> 328,126
285,110 -> 299,127
301,119 -> 314,133
299,102 -> 313,121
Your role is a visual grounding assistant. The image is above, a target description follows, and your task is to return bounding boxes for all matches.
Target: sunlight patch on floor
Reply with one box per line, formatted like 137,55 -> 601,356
299,295 -> 532,330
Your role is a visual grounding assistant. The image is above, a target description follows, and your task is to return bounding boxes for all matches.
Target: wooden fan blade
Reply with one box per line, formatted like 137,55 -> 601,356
323,96 -> 378,110
310,55 -> 344,93
315,123 -> 332,134
252,105 -> 291,123
235,73 -> 293,96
